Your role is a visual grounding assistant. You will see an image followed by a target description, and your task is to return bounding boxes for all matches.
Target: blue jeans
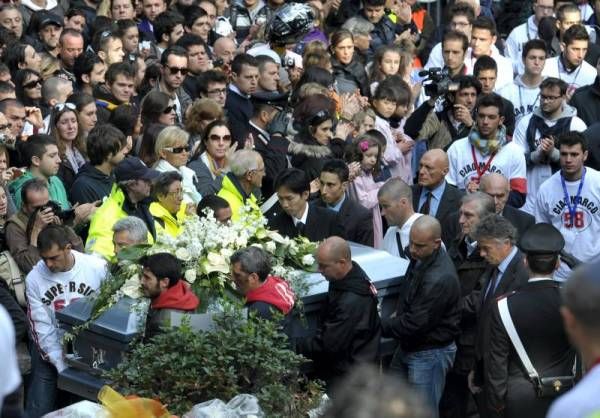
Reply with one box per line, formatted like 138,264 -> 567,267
25,343 -> 58,417
390,342 -> 457,418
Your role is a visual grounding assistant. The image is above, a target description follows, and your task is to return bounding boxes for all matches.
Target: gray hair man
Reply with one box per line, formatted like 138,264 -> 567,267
112,216 -> 149,255
342,17 -> 374,59
217,149 -> 265,221
378,178 -> 421,260
469,214 -> 529,411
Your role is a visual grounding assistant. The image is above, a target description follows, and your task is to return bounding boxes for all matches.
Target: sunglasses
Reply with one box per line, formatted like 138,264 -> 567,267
163,104 -> 177,114
54,102 -> 76,112
309,109 -> 332,126
23,79 -> 41,89
209,134 -> 231,142
166,66 -> 189,76
164,146 -> 190,154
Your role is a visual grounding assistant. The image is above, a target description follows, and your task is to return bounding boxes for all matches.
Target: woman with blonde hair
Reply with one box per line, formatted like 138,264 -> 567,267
153,126 -> 202,206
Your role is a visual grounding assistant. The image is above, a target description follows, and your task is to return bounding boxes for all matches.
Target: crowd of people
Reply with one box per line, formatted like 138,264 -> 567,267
0,0 -> 599,416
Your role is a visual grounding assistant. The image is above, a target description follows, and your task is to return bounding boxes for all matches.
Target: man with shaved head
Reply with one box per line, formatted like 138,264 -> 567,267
296,236 -> 381,390
413,149 -> 464,245
480,173 -> 535,239
382,216 -> 461,416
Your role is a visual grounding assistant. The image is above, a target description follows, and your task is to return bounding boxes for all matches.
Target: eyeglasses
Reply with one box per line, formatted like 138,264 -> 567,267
166,189 -> 184,197
166,66 -> 189,76
163,104 -> 177,114
164,146 -> 190,154
540,94 -> 563,101
208,134 -> 231,142
207,88 -> 227,96
54,102 -> 76,111
23,79 -> 41,89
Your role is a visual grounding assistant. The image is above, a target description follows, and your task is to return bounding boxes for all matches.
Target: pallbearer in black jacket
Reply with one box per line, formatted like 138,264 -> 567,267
381,216 -> 461,417
295,237 -> 381,390
483,224 -> 576,418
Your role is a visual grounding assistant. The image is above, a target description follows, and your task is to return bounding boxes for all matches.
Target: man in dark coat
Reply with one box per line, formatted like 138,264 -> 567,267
469,214 -> 530,417
268,168 -> 345,242
483,223 -> 576,418
295,237 -> 381,389
249,92 -> 290,199
570,64 -> 600,127
440,192 -> 496,418
317,159 -> 374,247
225,54 -> 259,146
382,216 -> 461,416
411,149 -> 463,246
480,173 -> 535,240
70,124 -> 127,204
582,121 -> 600,171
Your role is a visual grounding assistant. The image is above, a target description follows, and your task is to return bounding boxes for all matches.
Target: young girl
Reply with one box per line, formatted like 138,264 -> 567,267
372,83 -> 408,182
370,46 -> 402,95
346,135 -> 385,249
387,77 -> 415,183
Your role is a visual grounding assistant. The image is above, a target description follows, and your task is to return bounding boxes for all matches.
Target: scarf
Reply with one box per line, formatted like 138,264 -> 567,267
468,125 -> 507,156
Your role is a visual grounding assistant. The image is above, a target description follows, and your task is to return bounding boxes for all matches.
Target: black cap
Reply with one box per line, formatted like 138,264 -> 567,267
114,157 -> 160,182
519,223 -> 565,255
39,14 -> 63,28
251,91 -> 289,109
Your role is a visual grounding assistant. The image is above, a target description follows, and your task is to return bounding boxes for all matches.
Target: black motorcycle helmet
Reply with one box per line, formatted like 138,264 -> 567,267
265,2 -> 315,46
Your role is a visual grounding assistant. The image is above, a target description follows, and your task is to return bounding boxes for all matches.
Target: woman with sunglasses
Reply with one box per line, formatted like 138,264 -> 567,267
50,103 -> 88,194
68,93 -> 98,140
154,126 -> 202,206
188,120 -> 233,197
289,94 -> 339,183
14,69 -> 42,109
330,29 -> 369,97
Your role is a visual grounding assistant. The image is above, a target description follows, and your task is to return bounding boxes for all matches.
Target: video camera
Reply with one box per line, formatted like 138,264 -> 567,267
419,67 -> 459,97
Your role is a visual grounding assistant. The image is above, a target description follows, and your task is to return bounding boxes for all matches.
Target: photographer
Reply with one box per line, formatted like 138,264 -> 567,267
5,178 -> 83,274
404,75 -> 481,151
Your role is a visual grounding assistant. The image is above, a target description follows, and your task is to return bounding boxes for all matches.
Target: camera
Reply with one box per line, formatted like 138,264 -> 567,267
213,58 -> 224,68
419,67 -> 459,97
282,55 -> 295,69
40,200 -> 75,222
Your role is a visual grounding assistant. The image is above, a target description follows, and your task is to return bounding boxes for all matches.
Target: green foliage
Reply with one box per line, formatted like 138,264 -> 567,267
104,306 -> 323,416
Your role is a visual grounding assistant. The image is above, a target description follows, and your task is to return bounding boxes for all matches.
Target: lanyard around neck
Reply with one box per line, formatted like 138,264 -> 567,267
471,145 -> 497,181
561,167 -> 586,227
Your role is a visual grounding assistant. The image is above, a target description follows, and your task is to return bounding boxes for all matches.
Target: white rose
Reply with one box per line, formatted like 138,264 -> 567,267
184,269 -> 197,284
204,252 -> 230,274
265,241 -> 276,253
302,254 -> 315,266
121,274 -> 142,299
175,247 -> 191,261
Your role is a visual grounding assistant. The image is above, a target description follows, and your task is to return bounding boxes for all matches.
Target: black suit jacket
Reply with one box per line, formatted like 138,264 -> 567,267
315,197 -> 374,247
224,89 -> 253,146
412,182 -> 463,245
475,250 -> 529,381
502,205 -> 535,240
483,280 -> 576,418
267,203 -> 346,242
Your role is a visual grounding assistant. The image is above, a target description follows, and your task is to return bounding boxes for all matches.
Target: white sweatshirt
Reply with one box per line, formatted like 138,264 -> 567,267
26,250 -> 107,372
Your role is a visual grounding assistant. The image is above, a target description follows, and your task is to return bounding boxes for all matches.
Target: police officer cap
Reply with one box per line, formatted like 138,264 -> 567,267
519,223 -> 565,255
251,91 -> 289,109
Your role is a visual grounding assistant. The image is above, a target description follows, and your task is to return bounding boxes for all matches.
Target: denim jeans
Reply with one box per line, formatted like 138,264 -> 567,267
25,343 -> 58,417
390,342 -> 457,418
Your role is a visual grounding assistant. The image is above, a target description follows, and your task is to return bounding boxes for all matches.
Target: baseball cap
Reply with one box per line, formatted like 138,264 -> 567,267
39,13 -> 63,29
114,157 -> 160,182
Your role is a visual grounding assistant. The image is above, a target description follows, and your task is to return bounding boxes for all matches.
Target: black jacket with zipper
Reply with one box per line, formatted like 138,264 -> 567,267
296,261 -> 381,386
382,248 -> 461,353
